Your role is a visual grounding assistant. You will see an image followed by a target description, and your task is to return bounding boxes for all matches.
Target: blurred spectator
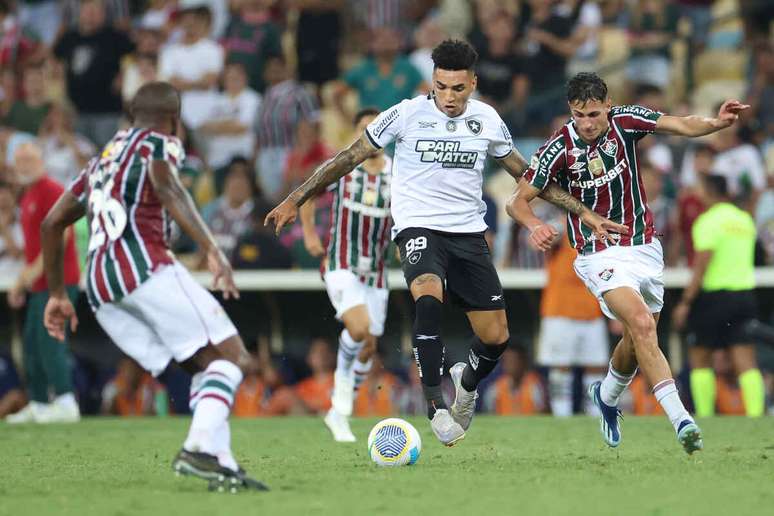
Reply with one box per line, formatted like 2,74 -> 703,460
17,1 -> 61,46
353,354 -> 401,417
0,181 -> 23,279
409,15 -> 447,85
38,103 -> 96,186
100,358 -> 169,416
54,0 -> 134,148
59,0 -> 130,34
483,347 -> 547,415
121,26 -> 164,105
474,13 -> 528,123
255,55 -> 319,200
137,0 -> 176,33
756,175 -> 774,265
201,157 -> 258,262
295,0 -> 343,87
197,62 -> 260,193
232,212 -> 293,269
565,0 -> 603,75
6,142 -> 80,425
521,0 -> 575,130
338,26 -> 427,113
672,143 -> 714,266
221,0 -> 282,94
294,338 -> 335,414
158,3 -> 223,129
0,126 -> 35,179
712,350 -> 746,416
748,42 -> 774,138
634,85 -> 673,175
675,0 -> 712,55
626,0 -> 679,90
711,124 -> 767,213
281,119 -> 333,199
3,61 -> 50,139
641,162 -> 669,245
0,1 -> 42,76
0,352 -> 25,418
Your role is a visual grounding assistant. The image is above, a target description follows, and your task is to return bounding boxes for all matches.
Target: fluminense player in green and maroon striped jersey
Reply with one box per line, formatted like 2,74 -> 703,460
299,108 -> 392,443
508,71 -> 749,455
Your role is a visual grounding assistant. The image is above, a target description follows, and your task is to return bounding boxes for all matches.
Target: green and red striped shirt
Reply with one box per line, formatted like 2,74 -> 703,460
524,105 -> 662,254
325,157 -> 392,288
68,128 -> 184,309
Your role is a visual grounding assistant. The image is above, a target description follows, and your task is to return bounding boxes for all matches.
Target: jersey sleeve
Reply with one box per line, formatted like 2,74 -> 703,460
612,105 -> 663,140
523,131 -> 566,191
365,101 -> 405,149
67,161 -> 93,208
692,213 -> 718,252
147,134 -> 186,170
487,119 -> 514,159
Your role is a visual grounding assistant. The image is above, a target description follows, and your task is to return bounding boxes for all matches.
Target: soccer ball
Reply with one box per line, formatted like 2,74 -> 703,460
367,418 -> 422,467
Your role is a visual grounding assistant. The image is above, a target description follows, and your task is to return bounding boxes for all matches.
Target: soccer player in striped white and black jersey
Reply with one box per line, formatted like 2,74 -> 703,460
299,108 -> 392,442
266,41 -> 626,447
508,72 -> 749,454
40,82 -> 267,491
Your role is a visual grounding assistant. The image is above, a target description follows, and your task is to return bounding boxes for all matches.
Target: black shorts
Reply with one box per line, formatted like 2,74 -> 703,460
687,290 -> 757,349
394,227 -> 505,311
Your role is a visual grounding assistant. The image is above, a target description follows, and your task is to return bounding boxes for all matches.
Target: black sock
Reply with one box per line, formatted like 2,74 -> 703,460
461,338 -> 508,392
412,295 -> 447,418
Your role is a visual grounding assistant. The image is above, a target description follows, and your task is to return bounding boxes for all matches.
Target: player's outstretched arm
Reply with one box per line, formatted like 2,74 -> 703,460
264,134 -> 377,235
299,197 -> 324,257
655,100 -> 749,137
540,182 -> 629,244
148,160 -> 239,299
506,179 -> 558,251
41,192 -> 86,341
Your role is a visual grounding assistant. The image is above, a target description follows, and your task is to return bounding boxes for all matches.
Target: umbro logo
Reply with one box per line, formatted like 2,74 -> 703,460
418,121 -> 437,128
491,295 -> 503,301
416,334 -> 438,341
569,161 -> 585,170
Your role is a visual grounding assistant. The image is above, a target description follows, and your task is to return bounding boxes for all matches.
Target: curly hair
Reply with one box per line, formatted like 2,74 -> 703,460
431,39 -> 478,71
567,72 -> 608,105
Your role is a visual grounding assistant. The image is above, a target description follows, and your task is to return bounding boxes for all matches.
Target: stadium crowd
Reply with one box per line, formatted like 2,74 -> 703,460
0,0 -> 773,419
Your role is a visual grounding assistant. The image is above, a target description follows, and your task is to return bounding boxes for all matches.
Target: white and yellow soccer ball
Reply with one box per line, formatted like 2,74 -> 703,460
367,418 -> 422,467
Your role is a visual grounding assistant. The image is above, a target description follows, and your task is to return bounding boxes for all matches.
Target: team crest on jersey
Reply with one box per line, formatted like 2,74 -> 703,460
415,140 -> 478,169
600,138 -> 618,158
466,118 -> 482,135
362,189 -> 377,206
598,268 -> 614,281
446,121 -> 457,132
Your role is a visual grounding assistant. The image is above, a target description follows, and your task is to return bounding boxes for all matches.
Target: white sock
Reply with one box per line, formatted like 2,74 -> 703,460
652,379 -> 692,432
351,358 -> 373,391
548,369 -> 573,417
600,361 -> 636,406
54,392 -> 78,408
184,360 -> 243,457
337,330 -> 363,372
582,373 -> 605,416
213,421 -> 239,471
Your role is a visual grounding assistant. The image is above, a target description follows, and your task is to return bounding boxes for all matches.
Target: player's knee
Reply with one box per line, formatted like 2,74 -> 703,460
480,325 -> 509,345
628,311 -> 657,344
410,273 -> 443,300
347,324 -> 369,343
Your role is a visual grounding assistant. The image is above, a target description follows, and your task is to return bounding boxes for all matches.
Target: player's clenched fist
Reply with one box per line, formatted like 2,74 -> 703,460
528,224 -> 559,252
264,198 -> 298,236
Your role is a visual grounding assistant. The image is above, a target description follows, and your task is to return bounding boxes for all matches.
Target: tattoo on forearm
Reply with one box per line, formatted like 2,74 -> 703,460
498,151 -> 528,179
294,137 -> 372,206
540,183 -> 587,215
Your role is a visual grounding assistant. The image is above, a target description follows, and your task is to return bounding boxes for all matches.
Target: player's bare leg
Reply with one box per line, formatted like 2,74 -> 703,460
451,309 -> 509,431
174,336 -> 268,491
410,273 -> 464,446
593,287 -> 701,453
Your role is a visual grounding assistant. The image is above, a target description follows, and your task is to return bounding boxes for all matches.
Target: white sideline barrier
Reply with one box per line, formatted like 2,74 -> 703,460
2,267 -> 774,292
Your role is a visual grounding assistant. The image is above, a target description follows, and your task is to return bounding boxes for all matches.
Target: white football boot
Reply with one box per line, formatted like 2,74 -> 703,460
6,402 -> 47,424
324,408 -> 356,442
430,409 -> 465,447
449,362 -> 478,431
36,396 -> 80,423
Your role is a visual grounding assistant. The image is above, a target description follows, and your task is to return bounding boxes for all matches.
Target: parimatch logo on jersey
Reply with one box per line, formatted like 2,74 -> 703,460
415,140 -> 478,169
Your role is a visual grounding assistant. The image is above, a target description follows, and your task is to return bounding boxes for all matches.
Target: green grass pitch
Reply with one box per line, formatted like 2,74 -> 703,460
1,416 -> 772,516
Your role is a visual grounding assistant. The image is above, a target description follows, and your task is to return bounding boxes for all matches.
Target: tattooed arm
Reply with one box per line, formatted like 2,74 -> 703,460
264,134 -> 377,235
506,178 -> 629,251
496,149 -> 529,179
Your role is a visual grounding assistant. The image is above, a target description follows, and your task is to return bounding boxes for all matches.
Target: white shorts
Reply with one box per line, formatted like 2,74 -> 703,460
573,240 -> 665,320
95,262 -> 238,376
536,317 -> 609,367
324,269 -> 389,337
